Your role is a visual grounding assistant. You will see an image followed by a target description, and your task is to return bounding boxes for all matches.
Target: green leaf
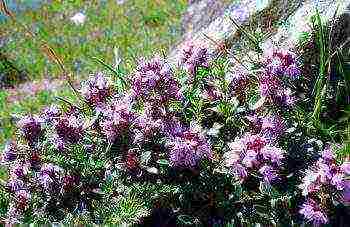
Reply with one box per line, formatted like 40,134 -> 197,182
157,159 -> 169,166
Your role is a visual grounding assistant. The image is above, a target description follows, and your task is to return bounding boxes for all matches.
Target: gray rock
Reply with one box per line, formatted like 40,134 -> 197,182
262,0 -> 350,51
180,0 -> 231,40
170,0 -> 350,65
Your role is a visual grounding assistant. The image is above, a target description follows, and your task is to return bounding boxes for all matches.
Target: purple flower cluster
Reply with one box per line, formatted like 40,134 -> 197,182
37,163 -> 63,192
52,114 -> 84,150
4,160 -> 69,220
41,104 -> 61,122
225,133 -> 285,184
4,160 -> 31,218
133,107 -> 164,144
131,56 -> 182,104
258,49 -> 301,106
167,123 -> 212,168
299,200 -> 328,226
9,162 -> 30,179
264,49 -> 301,79
258,75 -> 296,106
99,95 -> 135,143
299,145 -> 350,225
1,141 -> 17,163
247,114 -> 285,141
180,41 -> 209,77
81,72 -> 113,107
228,69 -> 250,102
17,115 -> 43,146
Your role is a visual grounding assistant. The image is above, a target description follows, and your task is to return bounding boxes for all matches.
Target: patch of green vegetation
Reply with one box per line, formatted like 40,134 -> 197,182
0,87 -> 76,144
0,0 -> 187,144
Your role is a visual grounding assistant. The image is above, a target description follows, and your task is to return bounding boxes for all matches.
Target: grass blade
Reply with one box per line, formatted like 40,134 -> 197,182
91,56 -> 127,89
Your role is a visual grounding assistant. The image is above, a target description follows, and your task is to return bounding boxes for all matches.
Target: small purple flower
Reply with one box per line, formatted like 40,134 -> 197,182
264,49 -> 300,79
40,163 -> 62,176
180,41 -> 209,77
343,180 -> 350,204
260,115 -> 285,140
261,145 -> 284,166
10,162 -> 30,178
99,96 -> 134,142
1,141 -> 17,162
41,104 -> 61,122
38,173 -> 53,190
312,211 -> 328,226
259,165 -> 278,183
259,74 -> 283,98
131,56 -> 182,104
168,141 -> 198,168
167,125 -> 211,168
299,201 -> 315,220
299,200 -> 328,226
54,115 -> 84,145
331,173 -> 345,190
340,162 -> 350,175
286,64 -> 301,79
38,163 -> 62,191
17,115 -> 43,146
317,162 -> 332,183
81,72 -> 113,107
6,178 -> 25,192
321,145 -> 335,162
225,133 -> 284,184
230,163 -> 248,180
242,150 -> 257,168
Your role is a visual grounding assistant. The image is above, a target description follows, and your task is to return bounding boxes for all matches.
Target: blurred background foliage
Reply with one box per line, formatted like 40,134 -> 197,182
0,0 -> 187,145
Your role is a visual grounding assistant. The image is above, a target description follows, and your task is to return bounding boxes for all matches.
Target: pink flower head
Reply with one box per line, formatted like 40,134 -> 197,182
180,41 -> 209,77
230,163 -> 248,180
259,165 -> 278,183
167,125 -> 211,168
54,114 -> 84,145
331,173 -> 345,190
41,104 -> 61,122
132,56 -> 182,103
261,145 -> 284,166
321,145 -> 335,162
317,162 -> 332,183
264,49 -> 300,79
17,115 -> 43,146
341,162 -> 350,175
299,200 -> 328,226
242,150 -> 258,168
81,72 -> 113,107
299,202 -> 315,220
10,162 -> 30,178
1,141 -> 17,163
312,211 -> 328,226
99,96 -> 135,142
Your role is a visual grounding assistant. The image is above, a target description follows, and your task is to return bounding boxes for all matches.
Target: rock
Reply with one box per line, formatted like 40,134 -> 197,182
170,0 -> 350,66
262,0 -> 350,51
169,0 -> 303,64
180,0 -> 231,40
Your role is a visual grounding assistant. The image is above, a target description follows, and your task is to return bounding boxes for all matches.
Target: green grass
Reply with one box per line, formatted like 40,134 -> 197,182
0,0 -> 187,144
